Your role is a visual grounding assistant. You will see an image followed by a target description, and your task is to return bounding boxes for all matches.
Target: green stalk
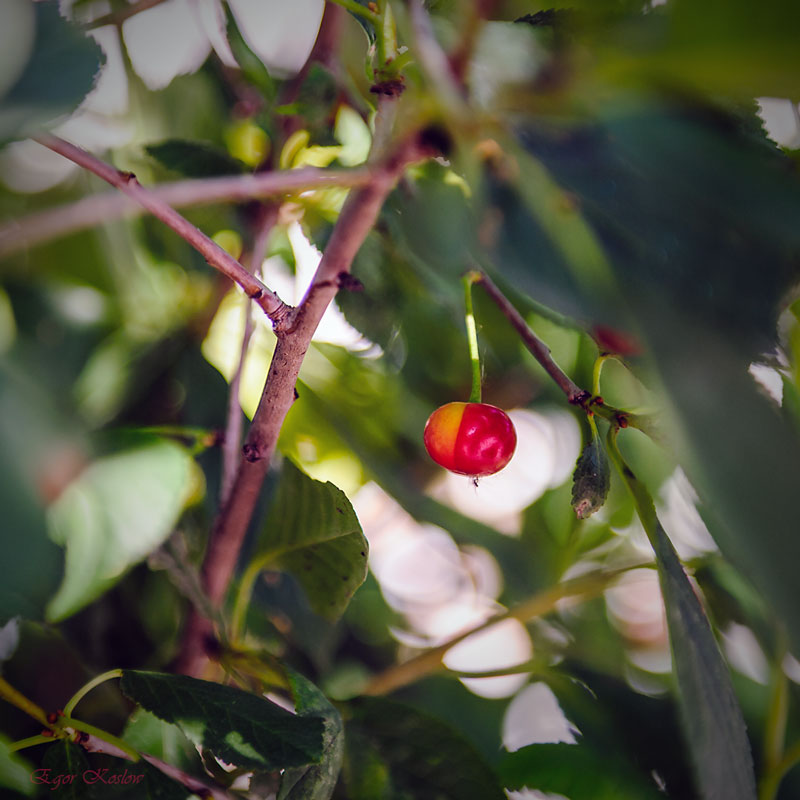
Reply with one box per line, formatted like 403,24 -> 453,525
463,271 -> 482,403
63,669 -> 122,717
7,735 -> 53,753
325,0 -> 379,24
59,716 -> 140,762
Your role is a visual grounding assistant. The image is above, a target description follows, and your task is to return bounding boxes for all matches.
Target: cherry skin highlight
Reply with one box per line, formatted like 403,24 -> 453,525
423,402 -> 517,477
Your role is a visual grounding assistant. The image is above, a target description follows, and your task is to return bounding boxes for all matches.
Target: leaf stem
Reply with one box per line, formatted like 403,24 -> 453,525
62,669 -> 122,717
760,740 -> 800,800
760,633 -> 790,800
230,552 -> 277,644
463,271 -> 483,403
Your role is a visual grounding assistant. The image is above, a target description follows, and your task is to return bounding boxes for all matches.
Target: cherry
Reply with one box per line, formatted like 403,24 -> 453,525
423,402 -> 517,477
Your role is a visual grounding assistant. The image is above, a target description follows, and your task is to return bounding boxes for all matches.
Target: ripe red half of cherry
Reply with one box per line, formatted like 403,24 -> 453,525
423,402 -> 517,477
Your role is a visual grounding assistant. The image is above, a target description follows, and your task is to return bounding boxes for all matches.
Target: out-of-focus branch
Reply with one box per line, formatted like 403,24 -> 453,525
220,206 -> 278,504
34,134 -> 293,327
87,0 -> 169,28
176,98 -> 432,677
0,160 -> 370,259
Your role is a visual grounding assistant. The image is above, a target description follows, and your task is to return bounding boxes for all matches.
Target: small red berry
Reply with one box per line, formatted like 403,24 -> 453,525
423,402 -> 517,477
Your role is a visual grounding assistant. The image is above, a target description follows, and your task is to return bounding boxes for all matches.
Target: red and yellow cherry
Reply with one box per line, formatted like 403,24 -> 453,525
423,402 -> 517,477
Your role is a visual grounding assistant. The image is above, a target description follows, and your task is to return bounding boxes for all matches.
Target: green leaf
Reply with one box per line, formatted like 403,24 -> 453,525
346,697 -> 506,800
256,459 -> 369,620
46,441 -> 193,621
607,433 -> 757,800
499,743 -> 663,799
0,734 -> 34,796
145,140 -> 248,178
597,0 -> 800,99
0,1 -> 104,143
278,668 -> 344,800
571,429 -> 610,519
119,670 -> 325,771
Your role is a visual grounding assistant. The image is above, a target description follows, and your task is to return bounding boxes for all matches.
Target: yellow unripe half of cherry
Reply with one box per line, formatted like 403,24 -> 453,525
424,401 -> 517,477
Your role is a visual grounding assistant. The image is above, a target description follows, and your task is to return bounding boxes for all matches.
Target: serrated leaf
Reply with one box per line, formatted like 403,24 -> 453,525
346,697 -> 506,800
145,140 -> 248,178
0,734 -> 34,796
46,441 -> 193,621
571,433 -> 610,519
0,1 -> 104,144
120,670 -> 325,771
278,668 -> 344,800
499,743 -> 663,800
255,460 -> 368,620
610,441 -> 757,800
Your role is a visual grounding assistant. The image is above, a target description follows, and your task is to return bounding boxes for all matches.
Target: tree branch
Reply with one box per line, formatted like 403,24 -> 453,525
0,164 -> 370,259
175,99 -> 431,677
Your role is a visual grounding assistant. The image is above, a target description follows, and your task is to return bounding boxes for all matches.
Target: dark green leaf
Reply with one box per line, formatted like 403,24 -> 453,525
571,431 -> 610,519
120,670 -> 325,771
0,1 -> 104,143
610,438 -> 757,800
145,140 -> 248,178
46,441 -> 193,621
499,743 -> 663,799
278,668 -> 344,800
40,740 -> 192,800
256,460 -> 368,620
0,368 -> 63,624
346,697 -> 505,800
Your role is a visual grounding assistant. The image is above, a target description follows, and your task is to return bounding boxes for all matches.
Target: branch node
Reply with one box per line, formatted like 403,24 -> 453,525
370,78 -> 406,97
338,272 -> 364,292
242,441 -> 264,462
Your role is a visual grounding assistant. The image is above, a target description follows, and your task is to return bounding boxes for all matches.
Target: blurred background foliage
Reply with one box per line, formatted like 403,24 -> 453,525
1,0 -> 800,798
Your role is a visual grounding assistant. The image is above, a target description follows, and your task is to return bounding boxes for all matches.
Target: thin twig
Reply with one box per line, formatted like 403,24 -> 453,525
363,562 -> 650,696
0,165 -> 371,259
34,135 -> 292,326
475,270 -> 585,402
87,0 -> 169,28
175,98 -> 430,677
221,207 -> 278,504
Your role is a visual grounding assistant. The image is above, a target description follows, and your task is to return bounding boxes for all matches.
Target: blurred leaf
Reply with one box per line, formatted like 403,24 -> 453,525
145,140 -> 248,178
122,709 -> 198,773
499,742 -> 663,799
255,459 -> 368,620
278,668 -> 344,800
0,734 -> 34,797
46,440 -> 193,621
224,6 -> 277,103
571,428 -> 610,519
119,670 -> 325,771
346,697 -> 505,800
609,434 -> 757,800
0,1 -> 104,144
0,367 -> 64,624
597,0 -> 800,99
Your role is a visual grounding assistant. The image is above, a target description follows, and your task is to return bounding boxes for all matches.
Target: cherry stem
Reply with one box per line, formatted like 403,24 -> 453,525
463,271 -> 482,403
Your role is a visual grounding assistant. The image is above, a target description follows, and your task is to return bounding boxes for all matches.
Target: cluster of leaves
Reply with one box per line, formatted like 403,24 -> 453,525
2,1 -> 800,799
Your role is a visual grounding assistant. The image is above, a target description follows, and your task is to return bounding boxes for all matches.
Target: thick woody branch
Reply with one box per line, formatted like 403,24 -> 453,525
176,102 -> 430,677
34,134 -> 294,327
0,164 -> 370,259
